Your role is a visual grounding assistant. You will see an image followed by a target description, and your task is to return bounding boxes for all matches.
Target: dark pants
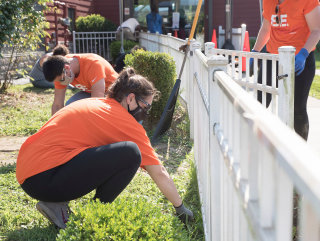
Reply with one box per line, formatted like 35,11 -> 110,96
258,51 -> 315,140
21,141 -> 141,203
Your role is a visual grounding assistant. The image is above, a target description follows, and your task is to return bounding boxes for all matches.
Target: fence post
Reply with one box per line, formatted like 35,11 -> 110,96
189,41 -> 201,140
204,42 -> 228,240
72,31 -> 76,54
278,46 -> 295,128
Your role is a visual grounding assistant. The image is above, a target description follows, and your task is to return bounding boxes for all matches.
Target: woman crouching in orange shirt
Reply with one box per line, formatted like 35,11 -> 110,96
16,68 -> 193,229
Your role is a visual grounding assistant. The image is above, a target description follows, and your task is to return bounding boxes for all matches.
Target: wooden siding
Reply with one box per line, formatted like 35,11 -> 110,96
94,0 -> 119,26
45,0 -> 95,47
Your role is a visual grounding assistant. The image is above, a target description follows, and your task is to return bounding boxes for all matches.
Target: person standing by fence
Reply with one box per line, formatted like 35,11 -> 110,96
251,0 -> 320,140
146,4 -> 163,34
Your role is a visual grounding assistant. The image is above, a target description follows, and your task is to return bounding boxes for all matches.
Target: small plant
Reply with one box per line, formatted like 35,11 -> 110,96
57,197 -> 189,240
124,50 -> 176,125
110,40 -> 137,62
75,14 -> 117,32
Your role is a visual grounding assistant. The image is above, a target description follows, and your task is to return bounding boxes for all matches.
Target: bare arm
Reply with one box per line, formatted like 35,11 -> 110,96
252,18 -> 271,52
145,165 -> 182,207
52,88 -> 67,115
91,78 -> 106,98
304,6 -> 320,53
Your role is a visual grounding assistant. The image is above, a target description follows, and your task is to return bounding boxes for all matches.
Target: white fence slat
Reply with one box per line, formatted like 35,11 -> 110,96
300,198 -> 320,241
259,145 -> 275,228
262,58 -> 267,106
278,46 -> 295,128
275,166 -> 293,241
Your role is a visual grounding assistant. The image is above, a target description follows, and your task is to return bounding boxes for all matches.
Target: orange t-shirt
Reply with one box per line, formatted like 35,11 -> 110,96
16,98 -> 160,184
54,53 -> 119,92
263,0 -> 319,54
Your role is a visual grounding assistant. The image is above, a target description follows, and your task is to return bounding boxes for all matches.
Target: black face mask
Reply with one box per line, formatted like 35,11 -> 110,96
128,103 -> 148,123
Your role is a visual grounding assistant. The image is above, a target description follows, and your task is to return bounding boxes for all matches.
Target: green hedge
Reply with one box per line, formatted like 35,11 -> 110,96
57,198 -> 188,240
76,14 -> 117,32
110,40 -> 137,62
124,50 -> 176,124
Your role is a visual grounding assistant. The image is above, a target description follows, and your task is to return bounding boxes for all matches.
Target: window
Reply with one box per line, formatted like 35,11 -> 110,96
68,8 -> 76,32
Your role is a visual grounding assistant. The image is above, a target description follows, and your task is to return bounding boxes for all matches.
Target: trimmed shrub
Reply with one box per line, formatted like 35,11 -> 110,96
110,40 -> 137,62
76,14 -> 117,32
56,197 -> 188,240
124,50 -> 176,124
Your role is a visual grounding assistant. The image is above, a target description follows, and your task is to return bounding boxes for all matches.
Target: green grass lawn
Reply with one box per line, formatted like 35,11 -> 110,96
0,84 -> 204,240
0,85 -> 77,136
310,75 -> 320,99
315,48 -> 320,69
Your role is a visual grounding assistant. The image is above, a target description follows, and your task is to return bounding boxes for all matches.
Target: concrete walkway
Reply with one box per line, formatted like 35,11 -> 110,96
306,70 -> 320,157
307,96 -> 320,157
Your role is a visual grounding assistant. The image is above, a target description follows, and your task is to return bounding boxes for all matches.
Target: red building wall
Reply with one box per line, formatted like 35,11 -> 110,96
205,0 -> 261,42
94,0 -> 120,26
45,0 -> 95,47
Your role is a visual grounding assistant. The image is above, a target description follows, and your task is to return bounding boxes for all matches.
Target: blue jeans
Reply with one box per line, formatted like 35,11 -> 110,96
65,91 -> 91,106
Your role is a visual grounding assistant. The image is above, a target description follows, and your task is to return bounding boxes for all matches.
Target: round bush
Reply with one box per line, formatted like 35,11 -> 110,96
124,50 -> 176,125
57,197 -> 188,240
76,14 -> 117,32
110,40 -> 137,62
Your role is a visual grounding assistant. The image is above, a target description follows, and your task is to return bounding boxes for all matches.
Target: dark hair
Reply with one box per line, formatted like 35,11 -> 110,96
43,56 -> 68,82
150,4 -> 158,14
52,44 -> 69,56
107,67 -> 160,102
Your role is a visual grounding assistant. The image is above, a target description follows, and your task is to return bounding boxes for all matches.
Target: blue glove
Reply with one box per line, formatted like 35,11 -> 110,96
249,49 -> 258,76
295,48 -> 309,76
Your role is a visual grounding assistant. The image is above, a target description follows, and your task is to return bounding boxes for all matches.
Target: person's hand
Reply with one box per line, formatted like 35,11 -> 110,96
249,49 -> 258,76
295,48 -> 309,76
174,203 -> 194,223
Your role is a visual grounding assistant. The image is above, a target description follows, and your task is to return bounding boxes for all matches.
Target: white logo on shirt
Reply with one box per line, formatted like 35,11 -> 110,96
91,77 -> 97,83
74,84 -> 88,91
271,14 -> 289,27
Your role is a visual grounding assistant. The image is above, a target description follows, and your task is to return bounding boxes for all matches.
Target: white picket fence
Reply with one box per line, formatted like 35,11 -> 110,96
140,32 -> 320,241
72,31 -> 117,60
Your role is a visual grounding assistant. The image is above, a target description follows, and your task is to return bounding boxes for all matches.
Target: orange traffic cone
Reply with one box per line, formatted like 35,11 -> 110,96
242,31 -> 250,72
211,29 -> 217,48
174,30 -> 178,38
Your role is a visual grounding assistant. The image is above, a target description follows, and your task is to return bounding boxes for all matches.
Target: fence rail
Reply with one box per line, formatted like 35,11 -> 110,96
140,32 -> 320,241
72,31 -> 117,60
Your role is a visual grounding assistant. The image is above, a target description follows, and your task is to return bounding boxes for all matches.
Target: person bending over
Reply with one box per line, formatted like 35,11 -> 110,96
43,53 -> 119,115
29,44 -> 69,89
16,67 -> 193,229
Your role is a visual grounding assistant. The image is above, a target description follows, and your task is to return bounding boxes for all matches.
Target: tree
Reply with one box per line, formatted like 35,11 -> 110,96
0,0 -> 51,93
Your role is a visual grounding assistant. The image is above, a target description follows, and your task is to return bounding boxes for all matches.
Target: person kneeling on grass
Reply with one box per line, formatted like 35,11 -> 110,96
16,67 -> 193,229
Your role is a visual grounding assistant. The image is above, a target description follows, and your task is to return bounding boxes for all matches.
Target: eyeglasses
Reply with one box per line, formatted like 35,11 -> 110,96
136,97 -> 152,113
275,4 -> 281,25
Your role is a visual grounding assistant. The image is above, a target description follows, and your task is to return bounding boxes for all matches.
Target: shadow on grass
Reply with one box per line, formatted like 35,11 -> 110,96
0,163 -> 16,174
5,225 -> 58,241
22,86 -> 79,95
